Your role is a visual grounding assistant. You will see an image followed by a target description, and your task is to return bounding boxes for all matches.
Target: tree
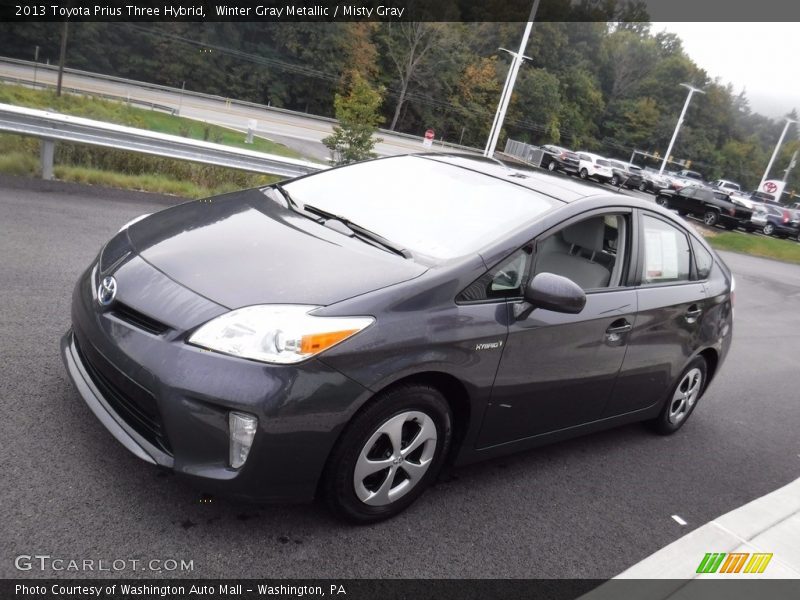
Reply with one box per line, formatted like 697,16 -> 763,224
322,72 -> 384,165
380,22 -> 444,130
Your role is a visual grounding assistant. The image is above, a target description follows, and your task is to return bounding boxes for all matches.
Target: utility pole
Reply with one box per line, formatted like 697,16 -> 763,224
33,45 -> 39,87
484,0 -> 540,158
56,21 -> 69,97
659,83 -> 704,175
759,118 -> 796,190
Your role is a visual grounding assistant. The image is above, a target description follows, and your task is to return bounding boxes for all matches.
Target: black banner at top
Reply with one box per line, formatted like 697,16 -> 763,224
2,0 -> 800,22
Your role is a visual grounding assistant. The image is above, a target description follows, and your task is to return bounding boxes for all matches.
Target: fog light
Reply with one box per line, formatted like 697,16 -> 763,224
229,411 -> 258,469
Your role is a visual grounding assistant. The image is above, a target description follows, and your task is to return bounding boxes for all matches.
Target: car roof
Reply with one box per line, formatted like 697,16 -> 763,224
418,153 -> 613,204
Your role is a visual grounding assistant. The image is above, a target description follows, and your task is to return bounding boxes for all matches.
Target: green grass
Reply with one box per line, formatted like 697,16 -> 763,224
52,166 -> 270,199
707,232 -> 800,265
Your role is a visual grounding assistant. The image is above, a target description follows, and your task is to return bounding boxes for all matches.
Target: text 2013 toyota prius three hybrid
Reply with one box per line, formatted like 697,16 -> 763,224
61,154 -> 733,523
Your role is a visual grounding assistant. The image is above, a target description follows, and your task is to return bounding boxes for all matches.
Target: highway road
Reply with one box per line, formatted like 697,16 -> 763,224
0,59 -> 471,162
1,174 -> 799,579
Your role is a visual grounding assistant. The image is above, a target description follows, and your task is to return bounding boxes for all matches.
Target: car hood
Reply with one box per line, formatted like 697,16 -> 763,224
125,188 -> 427,309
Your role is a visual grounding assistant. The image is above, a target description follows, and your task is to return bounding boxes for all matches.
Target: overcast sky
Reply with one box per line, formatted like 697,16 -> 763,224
654,22 -> 800,120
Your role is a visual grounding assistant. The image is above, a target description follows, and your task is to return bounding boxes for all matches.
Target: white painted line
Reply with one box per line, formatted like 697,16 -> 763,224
672,515 -> 688,526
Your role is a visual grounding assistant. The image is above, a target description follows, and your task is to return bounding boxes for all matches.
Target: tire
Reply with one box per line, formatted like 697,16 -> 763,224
646,356 -> 707,435
611,175 -> 620,186
579,168 -> 588,180
656,196 -> 669,207
677,209 -> 689,216
547,161 -> 557,172
703,211 -> 719,227
638,181 -> 648,192
763,223 -> 775,236
322,384 -> 452,524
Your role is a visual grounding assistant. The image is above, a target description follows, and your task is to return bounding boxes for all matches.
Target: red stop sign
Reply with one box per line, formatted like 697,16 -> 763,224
764,181 -> 778,193
424,129 -> 435,140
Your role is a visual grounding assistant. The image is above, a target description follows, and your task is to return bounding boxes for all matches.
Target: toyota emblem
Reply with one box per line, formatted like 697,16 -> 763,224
97,276 -> 117,306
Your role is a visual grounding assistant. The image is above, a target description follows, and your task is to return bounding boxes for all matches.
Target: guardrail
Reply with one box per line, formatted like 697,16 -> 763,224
504,139 -> 545,167
0,102 -> 325,180
0,74 -> 177,115
0,56 -> 480,155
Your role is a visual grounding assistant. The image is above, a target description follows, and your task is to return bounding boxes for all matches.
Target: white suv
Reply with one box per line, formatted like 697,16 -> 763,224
575,152 -> 614,182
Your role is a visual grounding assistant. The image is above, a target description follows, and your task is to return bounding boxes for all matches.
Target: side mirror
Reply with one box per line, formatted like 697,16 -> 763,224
524,272 -> 586,314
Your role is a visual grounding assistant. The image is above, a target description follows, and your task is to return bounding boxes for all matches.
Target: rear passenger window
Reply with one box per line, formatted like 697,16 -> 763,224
691,238 -> 713,279
642,216 -> 691,284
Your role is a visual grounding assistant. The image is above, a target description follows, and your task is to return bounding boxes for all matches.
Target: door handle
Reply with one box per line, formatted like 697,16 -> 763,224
606,321 -> 632,335
605,319 -> 632,345
685,305 -> 703,322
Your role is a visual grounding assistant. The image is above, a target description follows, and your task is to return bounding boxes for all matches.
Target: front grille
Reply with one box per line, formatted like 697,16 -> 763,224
111,303 -> 170,335
74,337 -> 172,455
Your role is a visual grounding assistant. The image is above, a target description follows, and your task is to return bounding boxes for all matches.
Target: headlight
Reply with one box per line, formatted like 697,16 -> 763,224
188,305 -> 374,364
117,213 -> 151,233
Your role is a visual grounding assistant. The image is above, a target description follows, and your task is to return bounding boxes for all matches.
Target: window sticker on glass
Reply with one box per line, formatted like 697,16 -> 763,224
643,216 -> 690,283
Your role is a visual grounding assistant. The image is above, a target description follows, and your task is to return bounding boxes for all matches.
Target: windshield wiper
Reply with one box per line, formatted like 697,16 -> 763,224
303,204 -> 412,259
274,183 -> 303,212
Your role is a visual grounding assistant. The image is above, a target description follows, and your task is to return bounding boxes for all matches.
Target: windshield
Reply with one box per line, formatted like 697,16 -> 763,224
282,156 -> 559,260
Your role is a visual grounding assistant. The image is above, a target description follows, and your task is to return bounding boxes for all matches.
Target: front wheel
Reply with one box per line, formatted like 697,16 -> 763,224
611,175 -> 620,186
322,384 -> 452,524
647,356 -> 707,435
547,161 -> 557,172
704,211 -> 720,227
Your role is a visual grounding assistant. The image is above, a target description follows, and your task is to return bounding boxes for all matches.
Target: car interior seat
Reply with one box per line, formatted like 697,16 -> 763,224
535,218 -> 612,290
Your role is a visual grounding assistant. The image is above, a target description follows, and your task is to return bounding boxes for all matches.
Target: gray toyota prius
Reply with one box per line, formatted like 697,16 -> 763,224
61,154 -> 733,523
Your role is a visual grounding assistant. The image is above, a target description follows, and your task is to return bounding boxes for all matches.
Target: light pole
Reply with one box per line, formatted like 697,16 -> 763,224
759,117 -> 796,190
659,83 -> 705,175
484,0 -> 540,157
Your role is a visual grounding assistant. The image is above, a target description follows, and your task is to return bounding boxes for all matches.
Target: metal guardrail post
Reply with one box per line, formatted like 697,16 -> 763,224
40,138 -> 55,180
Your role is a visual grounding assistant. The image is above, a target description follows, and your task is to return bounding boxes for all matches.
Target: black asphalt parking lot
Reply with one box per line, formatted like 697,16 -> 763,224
1,175 -> 798,579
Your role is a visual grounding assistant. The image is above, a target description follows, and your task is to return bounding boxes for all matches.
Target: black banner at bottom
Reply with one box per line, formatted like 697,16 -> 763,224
3,579 -> 800,600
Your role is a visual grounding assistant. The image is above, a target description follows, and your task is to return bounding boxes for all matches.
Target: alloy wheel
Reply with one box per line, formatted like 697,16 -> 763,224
764,224 -> 774,236
353,411 -> 438,506
704,212 -> 719,226
667,368 -> 703,425
548,161 -> 557,171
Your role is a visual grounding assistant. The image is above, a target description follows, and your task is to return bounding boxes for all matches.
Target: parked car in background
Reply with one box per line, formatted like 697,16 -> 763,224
657,185 -> 753,230
541,145 -> 581,174
575,152 -> 614,182
668,169 -> 706,191
711,179 -> 742,194
607,160 -> 644,189
749,203 -> 800,239
639,167 -> 671,193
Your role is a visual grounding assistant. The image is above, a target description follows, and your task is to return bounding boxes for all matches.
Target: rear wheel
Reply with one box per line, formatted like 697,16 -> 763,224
638,181 -> 648,192
763,223 -> 775,236
547,161 -> 557,172
704,211 -> 720,227
322,384 -> 452,524
647,356 -> 707,435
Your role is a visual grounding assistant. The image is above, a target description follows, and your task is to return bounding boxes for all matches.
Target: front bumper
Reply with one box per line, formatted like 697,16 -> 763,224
60,264 -> 372,502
